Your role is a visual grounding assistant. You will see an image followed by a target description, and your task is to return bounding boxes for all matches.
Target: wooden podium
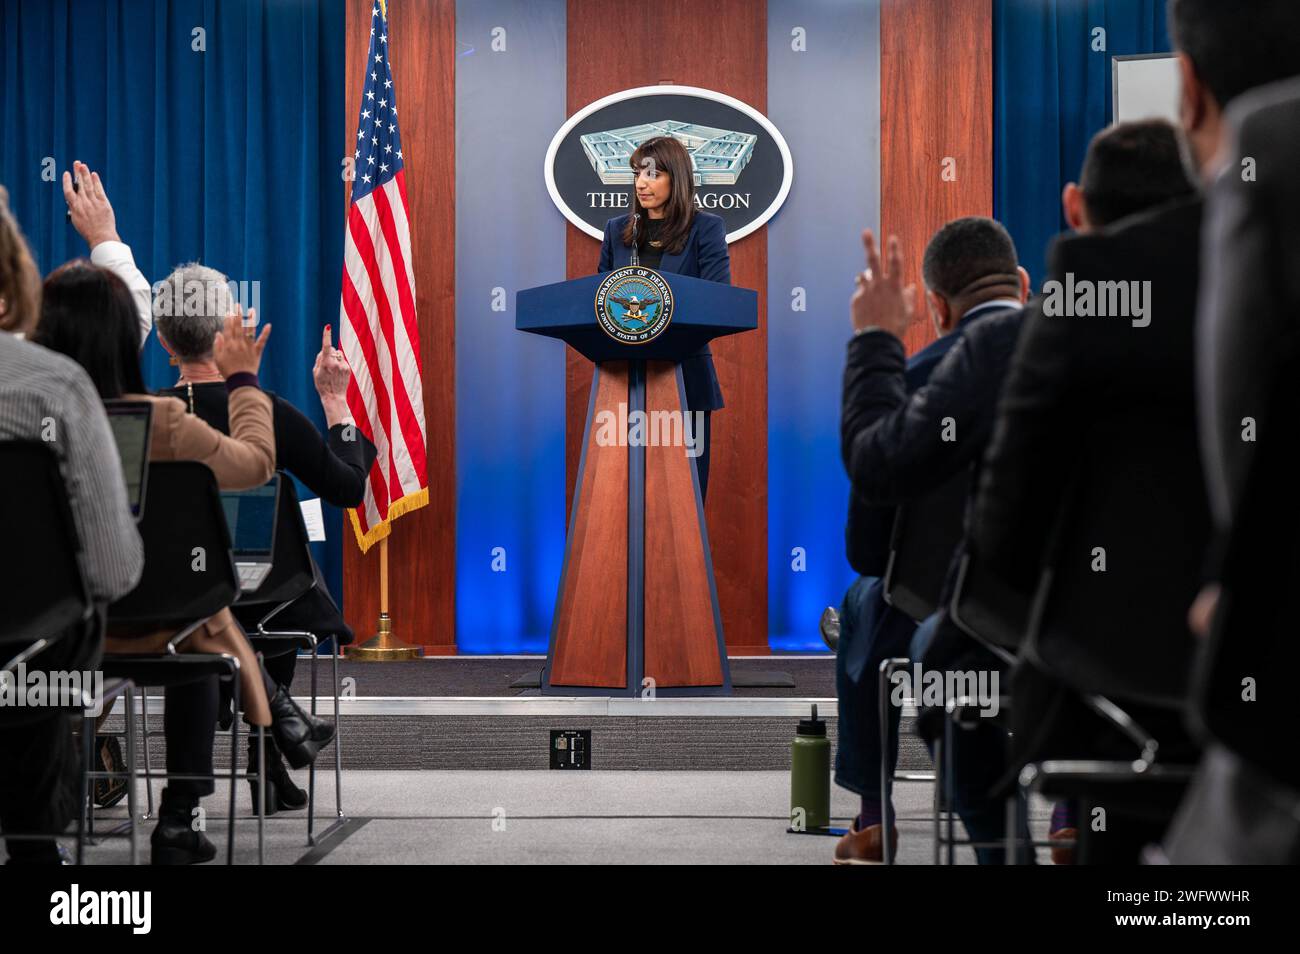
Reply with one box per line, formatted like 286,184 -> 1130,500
517,269 -> 758,696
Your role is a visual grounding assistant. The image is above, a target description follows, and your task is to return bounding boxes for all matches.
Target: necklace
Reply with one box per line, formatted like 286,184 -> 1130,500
176,369 -> 221,415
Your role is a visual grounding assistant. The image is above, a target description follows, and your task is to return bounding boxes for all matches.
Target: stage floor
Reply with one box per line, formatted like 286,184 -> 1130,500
286,654 -> 836,697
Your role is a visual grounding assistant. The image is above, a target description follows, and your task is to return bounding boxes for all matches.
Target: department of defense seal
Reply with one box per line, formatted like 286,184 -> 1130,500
594,266 -> 674,344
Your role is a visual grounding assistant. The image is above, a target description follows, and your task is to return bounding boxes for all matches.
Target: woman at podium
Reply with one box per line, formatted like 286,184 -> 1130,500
598,135 -> 729,498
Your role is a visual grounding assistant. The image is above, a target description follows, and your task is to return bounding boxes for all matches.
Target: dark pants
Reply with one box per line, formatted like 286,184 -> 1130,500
911,612 -> 1033,864
162,678 -> 219,798
0,615 -> 100,863
833,576 -> 916,802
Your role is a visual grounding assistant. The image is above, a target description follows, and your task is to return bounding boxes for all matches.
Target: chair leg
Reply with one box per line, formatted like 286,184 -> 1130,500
140,685 -> 154,820
1005,793 -> 1019,866
228,675 -> 239,865
77,710 -> 92,865
332,646 -> 343,819
308,645 -> 318,844
125,685 -> 139,865
877,659 -> 901,865
944,714 -> 956,865
256,723 -> 266,866
932,736 -> 942,866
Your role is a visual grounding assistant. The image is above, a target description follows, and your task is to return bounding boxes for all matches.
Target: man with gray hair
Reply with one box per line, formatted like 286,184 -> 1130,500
154,260 -> 376,814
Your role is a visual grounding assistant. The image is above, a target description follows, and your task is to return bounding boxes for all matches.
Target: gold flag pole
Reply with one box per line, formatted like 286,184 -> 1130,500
348,536 -> 422,661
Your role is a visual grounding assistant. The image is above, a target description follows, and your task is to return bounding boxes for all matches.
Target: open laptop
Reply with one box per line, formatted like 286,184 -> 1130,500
220,475 -> 281,593
103,400 -> 154,522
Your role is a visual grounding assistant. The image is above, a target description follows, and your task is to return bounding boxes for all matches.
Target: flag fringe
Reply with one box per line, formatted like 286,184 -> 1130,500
348,486 -> 429,554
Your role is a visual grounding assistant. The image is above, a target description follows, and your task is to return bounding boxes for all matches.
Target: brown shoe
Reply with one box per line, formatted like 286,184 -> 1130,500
1050,827 -> 1077,865
833,821 -> 898,864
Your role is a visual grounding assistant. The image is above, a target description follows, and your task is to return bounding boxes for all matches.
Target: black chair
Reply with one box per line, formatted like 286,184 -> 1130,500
0,441 -> 139,864
101,460 -> 267,864
948,542 -> 1191,864
874,470 -> 969,864
232,475 -> 346,844
882,469 -> 970,622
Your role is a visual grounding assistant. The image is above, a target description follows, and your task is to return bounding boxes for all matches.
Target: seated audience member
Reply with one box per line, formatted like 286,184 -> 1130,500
35,262 -> 335,864
1168,75 -> 1300,862
965,0 -> 1300,865
0,188 -> 144,865
154,261 -> 377,813
837,217 -> 1029,863
843,122 -> 1195,864
832,218 -> 1019,865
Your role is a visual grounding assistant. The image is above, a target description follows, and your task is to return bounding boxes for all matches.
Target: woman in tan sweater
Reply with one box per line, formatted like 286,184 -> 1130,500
35,261 -> 333,863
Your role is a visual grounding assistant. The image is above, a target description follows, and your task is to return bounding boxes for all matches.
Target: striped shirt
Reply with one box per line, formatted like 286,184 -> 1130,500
0,331 -> 143,602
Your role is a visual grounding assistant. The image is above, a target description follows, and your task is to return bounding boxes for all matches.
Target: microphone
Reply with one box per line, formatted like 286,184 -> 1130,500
630,213 -> 640,267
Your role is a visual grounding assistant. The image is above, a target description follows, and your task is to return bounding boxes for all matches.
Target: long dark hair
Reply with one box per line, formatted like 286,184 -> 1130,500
35,261 -> 147,399
620,136 -> 696,255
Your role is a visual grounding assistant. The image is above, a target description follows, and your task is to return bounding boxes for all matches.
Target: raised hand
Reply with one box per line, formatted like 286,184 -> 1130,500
213,306 -> 271,379
850,229 -> 917,339
313,324 -> 353,427
62,160 -> 120,248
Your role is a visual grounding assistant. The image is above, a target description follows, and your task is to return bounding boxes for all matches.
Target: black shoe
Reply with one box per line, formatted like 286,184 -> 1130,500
267,686 -> 335,770
150,793 -> 216,866
247,736 -> 308,814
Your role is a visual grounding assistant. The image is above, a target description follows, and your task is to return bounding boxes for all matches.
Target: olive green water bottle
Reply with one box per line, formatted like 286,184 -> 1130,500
790,703 -> 831,831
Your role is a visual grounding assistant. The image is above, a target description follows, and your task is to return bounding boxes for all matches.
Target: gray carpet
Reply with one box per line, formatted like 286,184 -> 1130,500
60,770 -> 1054,865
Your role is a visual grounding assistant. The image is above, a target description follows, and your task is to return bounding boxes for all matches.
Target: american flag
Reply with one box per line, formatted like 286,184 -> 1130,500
341,0 -> 429,552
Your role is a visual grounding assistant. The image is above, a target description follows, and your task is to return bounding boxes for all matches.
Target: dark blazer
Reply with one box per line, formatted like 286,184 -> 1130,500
156,382 -> 377,508
842,302 -> 1022,507
1192,79 -> 1300,787
842,306 -> 1012,576
970,198 -> 1211,707
599,211 -> 728,411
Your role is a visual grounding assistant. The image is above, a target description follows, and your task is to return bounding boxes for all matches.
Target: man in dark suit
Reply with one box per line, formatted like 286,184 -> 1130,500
1165,76 -> 1300,863
832,217 -> 1028,864
967,0 -> 1300,864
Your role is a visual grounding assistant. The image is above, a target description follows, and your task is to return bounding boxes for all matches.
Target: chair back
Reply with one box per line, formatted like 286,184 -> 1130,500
0,442 -> 91,650
883,468 -> 970,621
108,461 -> 238,626
233,474 -> 316,608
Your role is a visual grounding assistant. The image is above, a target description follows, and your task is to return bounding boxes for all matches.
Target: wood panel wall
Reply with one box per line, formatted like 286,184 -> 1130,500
881,0 -> 993,355
565,0 -> 770,654
334,0 -> 993,656
342,0 -> 457,653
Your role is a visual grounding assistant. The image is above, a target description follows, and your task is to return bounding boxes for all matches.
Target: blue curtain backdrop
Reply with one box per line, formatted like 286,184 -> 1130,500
1,0 -> 347,605
994,0 -> 1170,287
